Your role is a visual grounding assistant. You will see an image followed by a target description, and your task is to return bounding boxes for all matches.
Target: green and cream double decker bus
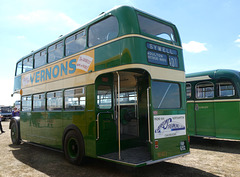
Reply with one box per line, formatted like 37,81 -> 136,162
186,69 -> 240,140
11,6 -> 189,167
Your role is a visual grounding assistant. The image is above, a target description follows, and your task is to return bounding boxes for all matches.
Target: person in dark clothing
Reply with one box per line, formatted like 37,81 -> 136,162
0,116 -> 5,133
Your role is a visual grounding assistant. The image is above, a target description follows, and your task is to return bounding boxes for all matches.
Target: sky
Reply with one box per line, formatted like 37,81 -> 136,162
0,0 -> 240,106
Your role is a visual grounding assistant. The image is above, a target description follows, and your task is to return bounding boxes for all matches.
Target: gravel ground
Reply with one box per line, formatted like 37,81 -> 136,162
0,120 -> 239,177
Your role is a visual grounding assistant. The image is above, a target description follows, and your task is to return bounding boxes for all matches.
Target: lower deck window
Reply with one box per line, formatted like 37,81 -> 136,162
33,93 -> 45,111
47,91 -> 63,111
65,87 -> 85,110
152,81 -> 181,109
22,96 -> 32,112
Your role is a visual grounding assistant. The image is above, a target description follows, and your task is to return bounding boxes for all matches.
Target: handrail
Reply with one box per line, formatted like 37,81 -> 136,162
147,87 -> 152,144
96,112 -> 113,140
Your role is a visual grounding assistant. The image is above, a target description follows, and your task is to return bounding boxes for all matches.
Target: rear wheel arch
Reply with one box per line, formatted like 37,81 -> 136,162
62,124 -> 85,165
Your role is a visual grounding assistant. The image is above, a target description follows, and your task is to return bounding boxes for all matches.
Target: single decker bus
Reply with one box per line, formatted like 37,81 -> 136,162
11,6 -> 189,167
186,69 -> 240,140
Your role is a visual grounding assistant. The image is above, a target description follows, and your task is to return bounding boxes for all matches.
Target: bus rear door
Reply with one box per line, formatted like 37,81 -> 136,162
95,73 -> 117,155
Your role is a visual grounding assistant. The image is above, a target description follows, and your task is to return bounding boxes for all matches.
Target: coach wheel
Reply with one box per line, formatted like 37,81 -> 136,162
11,122 -> 21,145
64,130 -> 85,165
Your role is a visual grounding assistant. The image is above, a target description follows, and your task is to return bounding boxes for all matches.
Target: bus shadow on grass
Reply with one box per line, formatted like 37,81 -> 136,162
190,136 -> 240,154
9,143 -> 217,177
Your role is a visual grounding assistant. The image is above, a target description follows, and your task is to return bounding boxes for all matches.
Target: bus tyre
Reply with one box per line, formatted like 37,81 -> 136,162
11,122 -> 21,145
64,130 -> 85,165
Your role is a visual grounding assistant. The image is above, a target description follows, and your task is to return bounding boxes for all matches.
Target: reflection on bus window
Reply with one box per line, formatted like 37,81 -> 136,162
48,41 -> 63,63
65,30 -> 86,56
34,49 -> 46,68
23,56 -> 33,73
33,93 -> 45,111
138,14 -> 176,42
186,83 -> 191,99
16,61 -> 22,76
217,81 -> 235,97
47,90 -> 63,111
196,82 -> 214,99
22,96 -> 32,112
97,85 -> 112,109
119,91 -> 137,104
88,16 -> 119,47
152,81 -> 180,109
65,87 -> 85,110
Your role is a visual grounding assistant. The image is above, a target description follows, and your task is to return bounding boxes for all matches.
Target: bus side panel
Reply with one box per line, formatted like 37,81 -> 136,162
215,101 -> 240,140
20,112 -> 32,141
186,102 -> 196,136
85,84 -> 97,157
45,111 -> 63,149
31,112 -> 47,143
195,102 -> 215,136
95,41 -> 121,71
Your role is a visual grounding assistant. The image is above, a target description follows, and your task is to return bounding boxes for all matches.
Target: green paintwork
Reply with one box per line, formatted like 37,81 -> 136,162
16,5 -> 188,166
187,69 -> 240,140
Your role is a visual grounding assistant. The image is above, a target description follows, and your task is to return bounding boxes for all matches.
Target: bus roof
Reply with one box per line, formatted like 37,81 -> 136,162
186,69 -> 240,82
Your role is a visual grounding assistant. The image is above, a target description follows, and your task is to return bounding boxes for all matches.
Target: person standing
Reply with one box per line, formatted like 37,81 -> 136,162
0,115 -> 5,133
12,107 -> 20,117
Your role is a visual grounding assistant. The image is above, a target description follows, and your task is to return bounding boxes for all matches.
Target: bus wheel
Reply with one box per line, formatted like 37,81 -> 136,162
11,122 -> 21,145
64,130 -> 85,165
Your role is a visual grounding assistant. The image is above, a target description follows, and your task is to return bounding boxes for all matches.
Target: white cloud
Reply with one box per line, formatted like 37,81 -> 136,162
234,35 -> 240,47
15,10 -> 80,31
183,41 -> 208,53
17,36 -> 25,39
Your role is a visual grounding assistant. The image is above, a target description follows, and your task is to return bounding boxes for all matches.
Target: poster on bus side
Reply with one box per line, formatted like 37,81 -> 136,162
154,114 -> 186,139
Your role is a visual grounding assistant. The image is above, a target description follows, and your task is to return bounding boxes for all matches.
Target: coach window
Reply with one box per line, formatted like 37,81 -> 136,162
33,93 -> 45,111
65,87 -> 85,110
48,40 -> 63,63
47,91 -> 63,111
217,81 -> 235,97
186,83 -> 191,99
23,56 -> 33,73
65,29 -> 86,56
88,16 -> 119,47
34,49 -> 46,68
196,82 -> 214,99
16,61 -> 22,76
22,96 -> 32,112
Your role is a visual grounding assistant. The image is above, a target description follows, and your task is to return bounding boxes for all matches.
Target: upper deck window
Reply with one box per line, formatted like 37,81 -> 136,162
48,40 -> 63,63
34,49 -> 46,68
16,61 -> 22,76
88,16 -> 119,47
65,30 -> 86,56
138,15 -> 176,42
23,56 -> 33,73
